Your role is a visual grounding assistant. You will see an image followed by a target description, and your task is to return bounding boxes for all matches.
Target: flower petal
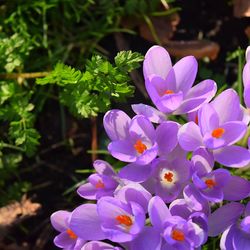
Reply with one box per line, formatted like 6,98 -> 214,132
131,104 -> 167,123
210,89 -> 243,124
208,202 -> 244,237
82,241 -> 119,250
54,231 -> 75,248
223,175 -> 250,201
51,210 -> 70,232
178,122 -> 203,151
69,204 -> 105,240
143,45 -> 172,80
168,56 -> 198,95
148,196 -> 171,230
93,160 -> 115,176
156,121 -> 179,155
103,110 -> 131,140
220,225 -> 235,250
108,140 -> 136,163
174,79 -> 217,114
157,91 -> 183,113
118,162 -> 153,182
213,145 -> 250,168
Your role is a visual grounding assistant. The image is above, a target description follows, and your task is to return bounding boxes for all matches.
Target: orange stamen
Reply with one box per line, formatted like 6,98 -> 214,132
116,215 -> 133,227
205,179 -> 216,188
134,140 -> 147,154
164,89 -> 174,95
66,229 -> 77,239
212,128 -> 225,138
95,180 -> 105,189
164,172 -> 174,182
172,229 -> 185,241
195,115 -> 198,125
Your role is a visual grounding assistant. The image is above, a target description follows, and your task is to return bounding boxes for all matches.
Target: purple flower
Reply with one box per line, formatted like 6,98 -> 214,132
50,210 -> 86,249
148,196 -> 207,249
143,45 -> 217,114
97,196 -> 145,242
77,160 -> 118,200
150,157 -> 191,203
118,121 -> 180,183
243,46 -> 250,108
178,90 -> 250,167
220,203 -> 250,250
104,110 -> 158,165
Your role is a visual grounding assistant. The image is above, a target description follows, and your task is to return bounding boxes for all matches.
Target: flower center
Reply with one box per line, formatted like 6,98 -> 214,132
205,179 -> 216,188
172,229 -> 185,241
164,172 -> 174,182
95,180 -> 105,189
212,128 -> 225,138
116,215 -> 133,227
134,140 -> 147,154
164,89 -> 174,95
66,229 -> 77,239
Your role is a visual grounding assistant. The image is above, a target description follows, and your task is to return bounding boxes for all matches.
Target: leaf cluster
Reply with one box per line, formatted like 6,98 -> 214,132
37,51 -> 144,117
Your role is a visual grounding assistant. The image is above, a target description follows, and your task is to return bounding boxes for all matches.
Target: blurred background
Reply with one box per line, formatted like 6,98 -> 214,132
0,0 -> 249,249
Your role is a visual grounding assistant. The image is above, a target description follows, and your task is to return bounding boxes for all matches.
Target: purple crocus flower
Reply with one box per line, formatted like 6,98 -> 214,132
77,160 -> 118,200
148,196 -> 207,249
143,45 -> 217,115
220,202 -> 250,250
97,196 -> 145,242
104,109 -> 158,165
243,46 -> 250,108
50,210 -> 86,249
178,90 -> 250,167
207,202 -> 250,249
150,157 -> 191,203
118,121 -> 180,183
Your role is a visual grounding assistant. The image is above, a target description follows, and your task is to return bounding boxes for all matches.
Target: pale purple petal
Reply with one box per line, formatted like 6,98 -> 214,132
169,199 -> 193,219
244,86 -> 250,108
103,110 -> 131,140
208,202 -> 244,236
54,231 -> 75,248
131,104 -> 167,123
174,79 -> 217,114
108,140 -> 136,162
93,160 -> 115,176
156,91 -> 183,113
82,241 -> 120,250
129,227 -> 162,250
213,145 -> 250,168
156,121 -> 179,155
233,229 -> 250,250
210,89 -> 243,124
245,202 -> 250,216
143,45 -> 172,80
69,204 -> 105,240
192,147 -> 214,175
178,122 -> 203,151
246,46 -> 250,62
220,225 -> 235,250
129,115 -> 155,142
77,182 -> 97,200
198,104 -> 219,135
169,56 -> 198,95
114,183 -> 152,212
118,162 -> 153,182
51,210 -> 70,232
148,196 -> 171,230
136,143 -> 158,165
223,175 -> 250,201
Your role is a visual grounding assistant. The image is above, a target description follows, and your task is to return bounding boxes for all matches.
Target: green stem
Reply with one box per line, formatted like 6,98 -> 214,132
143,15 -> 162,45
238,48 -> 243,104
1,143 -> 25,152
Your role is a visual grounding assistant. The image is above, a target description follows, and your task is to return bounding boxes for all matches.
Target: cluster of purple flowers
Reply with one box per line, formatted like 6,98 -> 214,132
51,46 -> 250,250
